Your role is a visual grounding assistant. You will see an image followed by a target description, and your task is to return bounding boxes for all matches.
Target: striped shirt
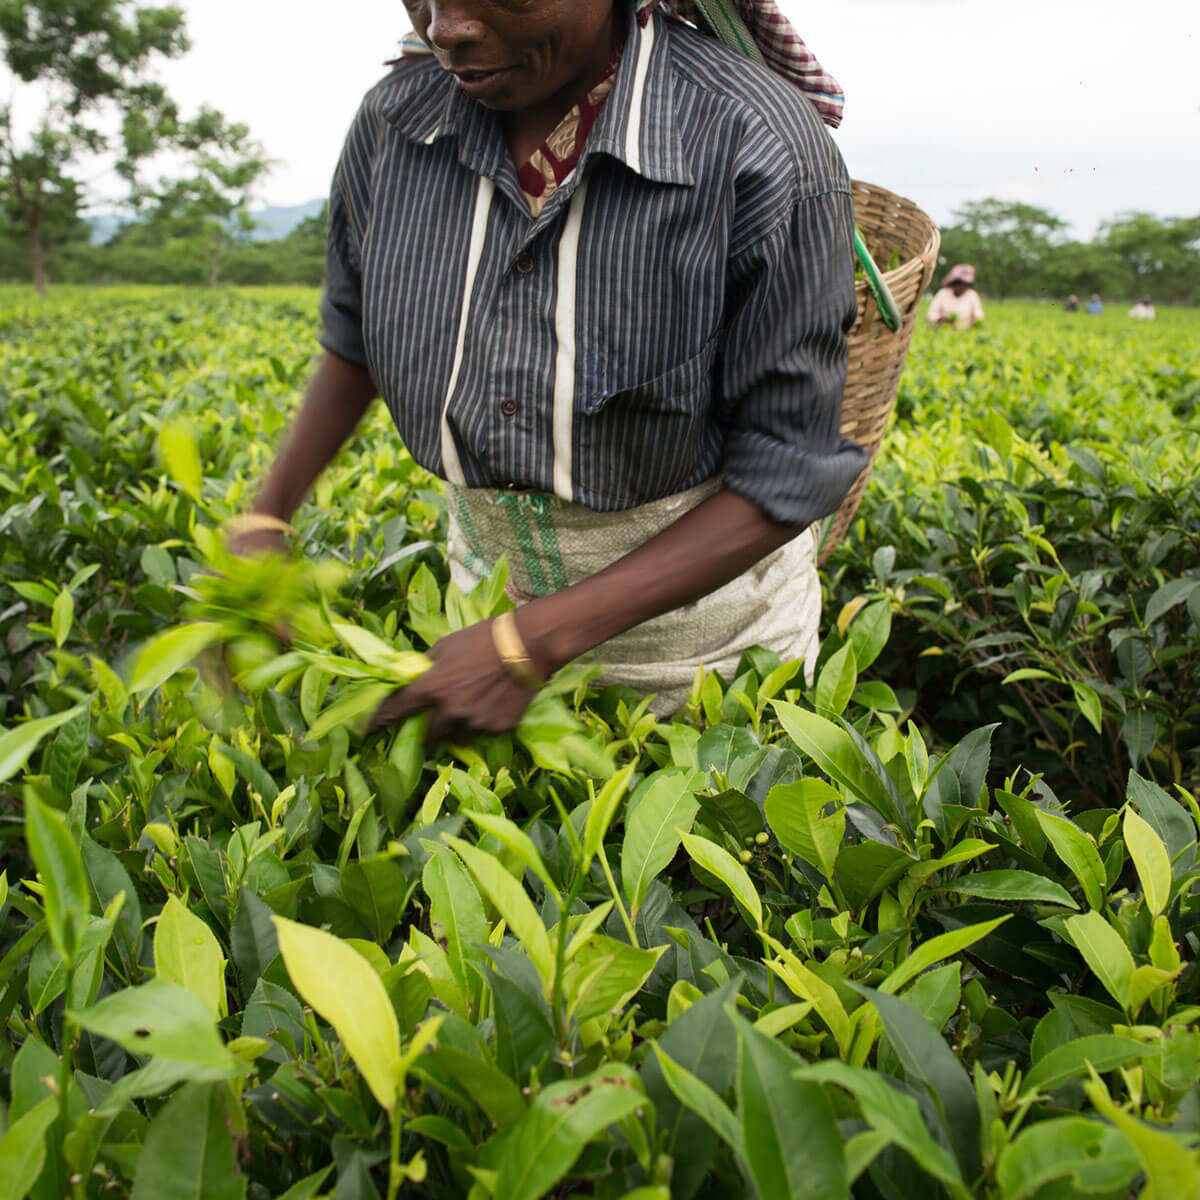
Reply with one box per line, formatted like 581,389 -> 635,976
320,4 -> 867,525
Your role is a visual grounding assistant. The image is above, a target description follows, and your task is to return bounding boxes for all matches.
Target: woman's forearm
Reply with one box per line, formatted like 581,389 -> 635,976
252,352 -> 378,521
517,488 -> 805,676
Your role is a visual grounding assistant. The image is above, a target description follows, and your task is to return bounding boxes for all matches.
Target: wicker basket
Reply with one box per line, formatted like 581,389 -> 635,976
817,180 -> 941,564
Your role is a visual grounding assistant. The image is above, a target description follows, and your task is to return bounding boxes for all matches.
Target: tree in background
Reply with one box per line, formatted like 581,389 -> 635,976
0,151 -> 87,275
937,199 -> 1200,305
1099,212 -> 1200,304
937,200 -> 1068,299
0,0 -> 188,291
124,107 -> 272,287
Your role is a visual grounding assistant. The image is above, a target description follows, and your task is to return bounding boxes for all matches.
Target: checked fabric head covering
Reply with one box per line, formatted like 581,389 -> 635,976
638,0 -> 844,127
399,1 -> 845,129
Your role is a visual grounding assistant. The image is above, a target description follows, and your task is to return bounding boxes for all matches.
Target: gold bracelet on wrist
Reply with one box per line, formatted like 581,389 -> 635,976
491,610 -> 546,691
225,513 -> 298,540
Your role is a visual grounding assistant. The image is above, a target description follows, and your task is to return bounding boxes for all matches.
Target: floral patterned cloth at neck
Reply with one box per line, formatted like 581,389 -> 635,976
516,46 -> 623,218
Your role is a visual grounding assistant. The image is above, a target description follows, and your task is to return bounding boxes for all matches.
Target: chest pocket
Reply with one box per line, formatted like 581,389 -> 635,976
574,334 -> 723,508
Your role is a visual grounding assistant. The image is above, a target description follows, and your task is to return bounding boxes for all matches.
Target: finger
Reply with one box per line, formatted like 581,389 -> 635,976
425,711 -> 471,746
369,685 -> 426,732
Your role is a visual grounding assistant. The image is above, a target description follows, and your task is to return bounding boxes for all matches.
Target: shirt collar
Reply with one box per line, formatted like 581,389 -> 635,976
382,6 -> 693,189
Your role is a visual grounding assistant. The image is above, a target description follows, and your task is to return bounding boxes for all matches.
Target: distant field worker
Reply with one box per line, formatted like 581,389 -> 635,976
1129,296 -> 1156,320
232,0 -> 867,736
927,263 -> 984,329
1087,293 -> 1103,315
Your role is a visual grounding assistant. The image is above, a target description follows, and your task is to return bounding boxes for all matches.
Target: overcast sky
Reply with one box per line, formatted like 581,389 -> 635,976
58,1 -> 1200,236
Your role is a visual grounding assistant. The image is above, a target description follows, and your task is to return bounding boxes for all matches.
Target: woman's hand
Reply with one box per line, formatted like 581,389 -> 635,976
228,525 -> 289,558
370,618 -> 538,742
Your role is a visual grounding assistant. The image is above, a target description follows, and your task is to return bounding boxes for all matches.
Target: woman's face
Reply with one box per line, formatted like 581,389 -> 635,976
404,0 -> 618,111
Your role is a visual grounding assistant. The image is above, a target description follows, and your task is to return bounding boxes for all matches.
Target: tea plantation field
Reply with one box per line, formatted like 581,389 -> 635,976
2,287 -> 1199,1199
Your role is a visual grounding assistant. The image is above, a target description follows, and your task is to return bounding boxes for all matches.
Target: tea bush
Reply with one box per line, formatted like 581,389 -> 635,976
828,304 -> 1200,805
2,289 -> 1199,1199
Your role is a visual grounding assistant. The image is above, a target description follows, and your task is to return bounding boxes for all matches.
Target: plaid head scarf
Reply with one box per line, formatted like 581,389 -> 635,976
400,1 -> 845,129
639,0 -> 844,127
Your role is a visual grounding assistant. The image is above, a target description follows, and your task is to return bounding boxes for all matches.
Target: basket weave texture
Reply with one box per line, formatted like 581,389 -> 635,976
818,180 -> 941,563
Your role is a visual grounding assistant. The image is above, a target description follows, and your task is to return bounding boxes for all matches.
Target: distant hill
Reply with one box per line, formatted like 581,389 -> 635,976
246,199 -> 326,241
86,197 -> 325,245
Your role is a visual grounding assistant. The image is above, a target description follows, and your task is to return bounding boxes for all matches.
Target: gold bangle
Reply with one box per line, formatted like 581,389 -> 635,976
225,513 -> 298,539
491,610 -> 546,691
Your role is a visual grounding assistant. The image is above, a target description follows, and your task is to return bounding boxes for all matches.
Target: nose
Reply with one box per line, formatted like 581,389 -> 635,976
425,2 -> 485,53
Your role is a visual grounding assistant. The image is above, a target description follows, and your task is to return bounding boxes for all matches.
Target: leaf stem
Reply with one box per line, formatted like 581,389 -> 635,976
597,845 -> 639,949
60,959 -> 77,1199
551,869 -> 587,1046
387,1103 -> 403,1200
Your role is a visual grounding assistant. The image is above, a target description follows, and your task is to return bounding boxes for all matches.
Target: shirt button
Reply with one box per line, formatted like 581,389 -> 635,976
500,397 -> 519,417
514,253 -> 534,275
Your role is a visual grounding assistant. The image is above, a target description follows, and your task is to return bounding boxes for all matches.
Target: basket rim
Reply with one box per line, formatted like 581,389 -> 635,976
850,178 -> 940,271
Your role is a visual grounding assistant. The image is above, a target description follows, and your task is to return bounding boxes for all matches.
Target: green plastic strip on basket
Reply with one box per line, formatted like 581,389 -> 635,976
854,226 -> 903,332
692,0 -> 903,332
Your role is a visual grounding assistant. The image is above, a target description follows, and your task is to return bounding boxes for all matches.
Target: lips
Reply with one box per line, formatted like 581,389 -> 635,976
451,67 -> 510,82
449,65 -> 515,98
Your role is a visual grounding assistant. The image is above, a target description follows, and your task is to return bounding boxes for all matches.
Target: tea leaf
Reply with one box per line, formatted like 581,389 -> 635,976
0,703 -> 87,784
1063,912 -> 1135,1012
422,844 -> 487,1003
563,935 -> 664,1024
493,1069 -> 646,1200
51,586 -> 73,647
942,870 -> 1077,908
765,778 -> 843,880
736,1017 -> 848,1200
1123,806 -> 1172,915
798,1060 -> 967,1196
1070,681 -> 1104,734
1035,809 -> 1106,909
681,831 -> 762,929
583,762 -> 635,870
622,770 -> 701,916
649,1043 -> 744,1159
273,916 -> 402,1111
158,418 -> 203,501
852,985 -> 980,1181
130,622 -> 224,693
1086,1081 -> 1200,1200
773,701 -> 908,831
0,1097 -> 58,1200
69,979 -> 241,1074
25,791 -> 90,964
880,916 -> 1010,994
995,1116 -> 1140,1199
1022,1035 -> 1157,1095
155,895 -> 227,1019
815,641 -> 857,716
130,1082 -> 245,1200
443,835 -> 554,987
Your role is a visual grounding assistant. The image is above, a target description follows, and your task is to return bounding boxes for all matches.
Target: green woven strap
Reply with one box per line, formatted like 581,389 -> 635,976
692,0 -> 902,332
690,0 -> 765,64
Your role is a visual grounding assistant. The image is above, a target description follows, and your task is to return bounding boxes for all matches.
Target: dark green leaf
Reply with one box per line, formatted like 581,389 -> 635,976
851,985 -> 980,1181
49,706 -> 90,796
640,980 -> 740,1199
736,1016 -> 847,1200
230,887 -> 279,997
493,1068 -> 645,1200
25,793 -> 90,964
130,1083 -> 246,1199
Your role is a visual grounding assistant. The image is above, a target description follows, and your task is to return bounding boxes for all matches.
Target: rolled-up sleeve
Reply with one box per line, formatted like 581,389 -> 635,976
719,187 -> 867,526
319,170 -> 368,368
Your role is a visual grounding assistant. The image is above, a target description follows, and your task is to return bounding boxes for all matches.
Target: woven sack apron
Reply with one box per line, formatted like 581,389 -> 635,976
446,479 -> 821,715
